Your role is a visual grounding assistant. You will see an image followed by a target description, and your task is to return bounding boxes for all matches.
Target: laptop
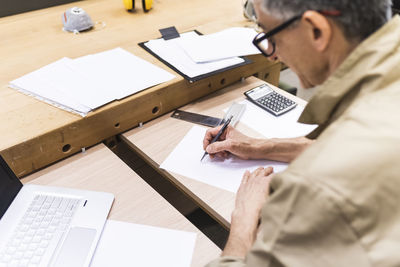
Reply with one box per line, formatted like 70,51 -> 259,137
0,155 -> 114,267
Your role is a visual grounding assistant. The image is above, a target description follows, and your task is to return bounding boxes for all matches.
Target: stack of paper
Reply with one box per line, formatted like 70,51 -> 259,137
90,220 -> 196,267
176,27 -> 261,63
9,48 -> 175,116
143,30 -> 250,81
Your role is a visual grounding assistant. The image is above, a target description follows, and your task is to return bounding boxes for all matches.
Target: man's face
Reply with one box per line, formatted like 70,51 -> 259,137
254,1 -> 328,88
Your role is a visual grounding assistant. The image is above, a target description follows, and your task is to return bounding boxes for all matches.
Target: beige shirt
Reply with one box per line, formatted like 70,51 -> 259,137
207,16 -> 400,267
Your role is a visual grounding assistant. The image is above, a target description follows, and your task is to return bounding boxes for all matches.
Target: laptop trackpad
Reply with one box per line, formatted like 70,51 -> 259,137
53,227 -> 97,267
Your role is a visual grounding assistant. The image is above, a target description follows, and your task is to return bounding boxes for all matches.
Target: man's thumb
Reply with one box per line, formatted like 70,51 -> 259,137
206,141 -> 228,154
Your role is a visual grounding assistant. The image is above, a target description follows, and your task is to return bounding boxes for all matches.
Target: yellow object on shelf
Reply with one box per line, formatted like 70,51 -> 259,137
123,0 -> 153,12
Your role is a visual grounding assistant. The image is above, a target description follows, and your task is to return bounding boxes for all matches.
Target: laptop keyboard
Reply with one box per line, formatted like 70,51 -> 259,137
0,194 -> 81,267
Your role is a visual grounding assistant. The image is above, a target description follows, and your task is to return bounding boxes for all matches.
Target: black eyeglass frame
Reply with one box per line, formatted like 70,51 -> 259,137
253,10 -> 341,57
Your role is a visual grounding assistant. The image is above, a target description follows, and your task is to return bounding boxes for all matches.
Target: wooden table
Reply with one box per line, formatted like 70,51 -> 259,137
121,77 -> 307,229
0,0 -> 281,177
23,144 -> 221,267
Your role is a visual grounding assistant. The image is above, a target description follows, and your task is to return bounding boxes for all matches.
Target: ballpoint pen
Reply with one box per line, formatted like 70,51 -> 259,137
201,115 -> 233,161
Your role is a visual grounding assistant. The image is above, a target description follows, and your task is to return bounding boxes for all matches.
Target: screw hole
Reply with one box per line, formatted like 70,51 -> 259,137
114,122 -> 120,128
208,82 -> 212,88
152,106 -> 159,114
62,144 -> 71,153
220,78 -> 226,85
264,73 -> 270,79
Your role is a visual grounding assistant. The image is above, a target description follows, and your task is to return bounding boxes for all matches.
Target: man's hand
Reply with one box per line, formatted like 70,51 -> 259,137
203,125 -> 314,162
203,125 -> 260,160
222,167 -> 274,258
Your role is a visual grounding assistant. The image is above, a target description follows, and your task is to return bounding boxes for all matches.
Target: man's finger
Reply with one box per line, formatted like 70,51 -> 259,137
203,126 -> 223,149
241,170 -> 250,185
263,167 -> 274,176
215,152 -> 227,158
251,167 -> 265,178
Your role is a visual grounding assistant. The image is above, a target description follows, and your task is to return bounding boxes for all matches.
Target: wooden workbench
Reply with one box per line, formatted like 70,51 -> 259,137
0,0 -> 280,177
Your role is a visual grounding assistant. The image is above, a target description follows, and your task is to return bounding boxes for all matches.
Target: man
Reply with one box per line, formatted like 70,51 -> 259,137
205,0 -> 400,266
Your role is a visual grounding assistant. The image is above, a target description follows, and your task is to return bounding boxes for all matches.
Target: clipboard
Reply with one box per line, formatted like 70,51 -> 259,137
138,27 -> 252,83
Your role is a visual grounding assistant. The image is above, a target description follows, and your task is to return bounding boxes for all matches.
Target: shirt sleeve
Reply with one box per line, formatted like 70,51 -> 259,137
249,172 -> 370,267
206,171 -> 370,267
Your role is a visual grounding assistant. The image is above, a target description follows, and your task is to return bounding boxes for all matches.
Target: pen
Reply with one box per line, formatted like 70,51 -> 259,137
201,115 -> 233,161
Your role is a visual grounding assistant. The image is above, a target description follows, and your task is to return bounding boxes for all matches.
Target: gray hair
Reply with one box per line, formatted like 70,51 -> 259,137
260,0 -> 392,41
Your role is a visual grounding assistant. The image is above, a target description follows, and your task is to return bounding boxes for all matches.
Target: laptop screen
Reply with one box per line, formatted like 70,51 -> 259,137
0,156 -> 23,219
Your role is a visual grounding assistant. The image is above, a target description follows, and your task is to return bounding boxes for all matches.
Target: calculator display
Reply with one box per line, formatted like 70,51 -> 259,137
245,84 -> 273,99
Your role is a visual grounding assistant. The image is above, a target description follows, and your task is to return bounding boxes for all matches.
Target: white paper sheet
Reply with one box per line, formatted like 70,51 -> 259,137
177,27 -> 261,63
230,100 -> 317,138
144,32 -> 245,79
160,126 -> 287,193
68,48 -> 176,100
9,58 -> 93,115
90,220 -> 196,267
9,48 -> 175,116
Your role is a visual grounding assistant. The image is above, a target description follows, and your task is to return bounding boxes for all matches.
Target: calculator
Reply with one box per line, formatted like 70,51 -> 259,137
244,84 -> 297,116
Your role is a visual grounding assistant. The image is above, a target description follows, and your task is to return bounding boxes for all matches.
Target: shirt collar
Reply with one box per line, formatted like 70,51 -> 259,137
299,15 -> 400,126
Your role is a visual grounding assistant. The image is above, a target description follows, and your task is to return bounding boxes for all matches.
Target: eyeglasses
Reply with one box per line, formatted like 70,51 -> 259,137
253,10 -> 341,57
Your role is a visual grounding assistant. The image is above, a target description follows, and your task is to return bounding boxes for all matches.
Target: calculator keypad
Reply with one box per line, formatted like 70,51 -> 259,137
257,92 -> 296,113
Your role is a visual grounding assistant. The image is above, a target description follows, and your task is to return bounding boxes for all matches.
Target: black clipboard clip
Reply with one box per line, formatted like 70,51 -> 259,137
159,26 -> 180,40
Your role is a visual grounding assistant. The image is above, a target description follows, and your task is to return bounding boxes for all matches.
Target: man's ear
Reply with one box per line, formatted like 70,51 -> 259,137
302,10 -> 332,52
